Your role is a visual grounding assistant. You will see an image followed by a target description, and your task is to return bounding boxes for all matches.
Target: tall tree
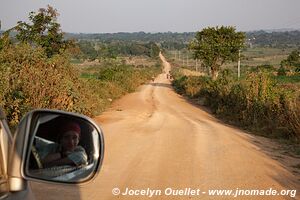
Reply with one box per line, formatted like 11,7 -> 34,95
189,26 -> 245,80
15,5 -> 72,57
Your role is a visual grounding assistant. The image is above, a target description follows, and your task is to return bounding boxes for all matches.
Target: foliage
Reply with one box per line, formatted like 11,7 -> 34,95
0,44 -> 93,127
0,32 -> 11,51
273,75 -> 300,84
286,50 -> 300,65
281,50 -> 300,69
146,42 -> 160,58
65,30 -> 300,49
0,6 -> 162,129
247,31 -> 300,48
77,41 -> 98,60
172,70 -> 300,141
256,64 -> 275,72
189,26 -> 245,80
65,32 -> 195,43
92,62 -> 161,92
277,66 -> 287,76
76,41 -> 160,60
14,5 -> 73,58
0,42 -> 161,128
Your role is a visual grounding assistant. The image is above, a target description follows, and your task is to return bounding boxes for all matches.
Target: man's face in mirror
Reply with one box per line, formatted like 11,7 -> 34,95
61,131 -> 80,152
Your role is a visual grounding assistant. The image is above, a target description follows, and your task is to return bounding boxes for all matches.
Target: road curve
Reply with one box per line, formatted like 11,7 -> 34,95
32,53 -> 299,200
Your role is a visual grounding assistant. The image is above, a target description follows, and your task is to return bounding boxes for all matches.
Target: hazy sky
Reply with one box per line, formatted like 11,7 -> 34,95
1,0 -> 300,33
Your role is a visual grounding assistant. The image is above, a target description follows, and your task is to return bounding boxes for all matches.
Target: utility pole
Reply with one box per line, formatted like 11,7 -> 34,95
186,54 -> 189,66
182,52 -> 185,66
195,59 -> 198,72
238,49 -> 241,79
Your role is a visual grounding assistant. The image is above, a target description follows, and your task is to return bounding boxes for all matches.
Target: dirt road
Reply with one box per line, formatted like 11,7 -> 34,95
32,53 -> 299,200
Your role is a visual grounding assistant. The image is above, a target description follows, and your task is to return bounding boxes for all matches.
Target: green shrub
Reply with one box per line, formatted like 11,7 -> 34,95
172,75 -> 188,94
277,66 -> 287,76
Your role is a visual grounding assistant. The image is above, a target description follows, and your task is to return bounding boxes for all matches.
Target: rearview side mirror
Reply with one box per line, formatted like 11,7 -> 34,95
8,110 -> 104,191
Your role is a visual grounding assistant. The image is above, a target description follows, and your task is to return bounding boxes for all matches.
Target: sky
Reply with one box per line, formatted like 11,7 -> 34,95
1,0 -> 300,33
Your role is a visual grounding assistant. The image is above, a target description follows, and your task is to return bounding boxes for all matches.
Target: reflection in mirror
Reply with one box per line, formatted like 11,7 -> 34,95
25,112 -> 101,183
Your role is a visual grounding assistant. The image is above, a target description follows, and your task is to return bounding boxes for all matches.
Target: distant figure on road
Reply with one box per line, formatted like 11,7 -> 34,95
151,76 -> 155,82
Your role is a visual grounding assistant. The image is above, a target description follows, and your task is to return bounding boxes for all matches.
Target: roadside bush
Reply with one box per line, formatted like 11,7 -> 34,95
171,68 -> 210,98
172,69 -> 300,141
0,44 -> 97,127
277,66 -> 287,76
172,75 -> 188,94
96,65 -> 135,92
0,42 -> 162,128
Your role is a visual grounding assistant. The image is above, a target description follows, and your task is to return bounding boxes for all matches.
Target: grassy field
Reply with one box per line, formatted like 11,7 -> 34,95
166,48 -> 300,87
232,47 -> 294,67
166,47 -> 295,70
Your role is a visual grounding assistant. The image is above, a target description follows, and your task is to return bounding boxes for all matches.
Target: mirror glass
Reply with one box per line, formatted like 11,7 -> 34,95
25,112 -> 101,183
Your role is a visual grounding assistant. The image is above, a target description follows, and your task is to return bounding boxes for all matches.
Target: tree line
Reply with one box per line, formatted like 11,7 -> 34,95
76,40 -> 160,60
247,30 -> 300,48
65,32 -> 195,43
63,30 -> 300,50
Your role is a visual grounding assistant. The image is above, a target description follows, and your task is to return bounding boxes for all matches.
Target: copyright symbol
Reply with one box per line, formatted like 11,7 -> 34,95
112,188 -> 120,196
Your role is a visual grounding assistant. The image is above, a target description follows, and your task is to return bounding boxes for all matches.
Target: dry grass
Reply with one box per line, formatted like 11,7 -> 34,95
180,69 -> 205,76
123,56 -> 158,67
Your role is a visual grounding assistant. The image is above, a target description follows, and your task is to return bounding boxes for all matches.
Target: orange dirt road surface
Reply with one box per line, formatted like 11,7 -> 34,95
31,53 -> 300,200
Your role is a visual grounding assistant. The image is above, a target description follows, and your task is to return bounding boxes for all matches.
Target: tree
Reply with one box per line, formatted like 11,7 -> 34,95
280,50 -> 300,72
286,50 -> 300,67
0,32 -> 11,51
146,42 -> 160,57
15,5 -> 72,57
189,26 -> 245,80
